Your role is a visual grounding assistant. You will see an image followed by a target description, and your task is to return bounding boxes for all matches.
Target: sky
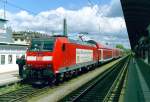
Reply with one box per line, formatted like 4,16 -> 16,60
0,0 -> 131,48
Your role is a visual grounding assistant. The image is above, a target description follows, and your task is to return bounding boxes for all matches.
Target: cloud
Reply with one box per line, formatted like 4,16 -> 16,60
0,0 -> 130,48
101,0 -> 123,17
3,5 -> 126,34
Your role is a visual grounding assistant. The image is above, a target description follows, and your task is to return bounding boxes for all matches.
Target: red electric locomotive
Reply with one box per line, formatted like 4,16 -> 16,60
19,36 -> 123,84
23,36 -> 99,84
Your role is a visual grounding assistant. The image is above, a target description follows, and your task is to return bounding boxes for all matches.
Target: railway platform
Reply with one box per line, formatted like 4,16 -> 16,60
0,71 -> 21,87
124,57 -> 150,102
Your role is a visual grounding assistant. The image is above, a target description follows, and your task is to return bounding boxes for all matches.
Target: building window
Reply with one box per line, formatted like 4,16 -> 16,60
14,38 -> 18,41
1,55 -> 5,65
21,39 -> 24,41
8,55 -> 13,64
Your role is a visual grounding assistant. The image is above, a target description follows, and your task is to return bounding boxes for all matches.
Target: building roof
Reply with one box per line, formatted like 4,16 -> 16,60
0,18 -> 8,22
0,42 -> 28,46
121,0 -> 150,50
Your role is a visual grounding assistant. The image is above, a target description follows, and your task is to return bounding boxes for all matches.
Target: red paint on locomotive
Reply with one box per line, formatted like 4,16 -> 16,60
22,36 -> 123,84
26,37 -> 98,74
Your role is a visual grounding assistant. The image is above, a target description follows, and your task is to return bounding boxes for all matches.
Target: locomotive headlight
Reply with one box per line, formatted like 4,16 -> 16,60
27,64 -> 32,67
43,56 -> 53,61
27,56 -> 36,61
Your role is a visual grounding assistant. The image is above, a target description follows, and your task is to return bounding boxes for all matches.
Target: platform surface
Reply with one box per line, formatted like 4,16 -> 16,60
0,71 -> 21,87
0,64 -> 18,74
124,57 -> 150,102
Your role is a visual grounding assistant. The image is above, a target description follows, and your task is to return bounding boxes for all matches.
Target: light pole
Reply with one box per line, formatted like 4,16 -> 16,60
3,0 -> 7,19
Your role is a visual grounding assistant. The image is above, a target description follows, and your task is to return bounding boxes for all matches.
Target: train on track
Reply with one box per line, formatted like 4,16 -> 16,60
17,35 -> 123,85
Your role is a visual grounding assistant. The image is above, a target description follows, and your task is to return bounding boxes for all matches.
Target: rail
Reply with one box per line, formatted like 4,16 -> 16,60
0,85 -> 49,102
103,56 -> 130,102
60,56 -> 129,102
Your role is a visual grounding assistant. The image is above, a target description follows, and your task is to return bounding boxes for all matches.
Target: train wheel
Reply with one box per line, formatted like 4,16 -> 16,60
52,77 -> 56,84
69,71 -> 74,79
64,72 -> 69,81
56,73 -> 64,84
48,76 -> 56,86
74,70 -> 78,77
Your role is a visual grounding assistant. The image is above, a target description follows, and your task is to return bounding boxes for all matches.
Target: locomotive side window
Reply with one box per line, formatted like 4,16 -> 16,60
62,43 -> 66,51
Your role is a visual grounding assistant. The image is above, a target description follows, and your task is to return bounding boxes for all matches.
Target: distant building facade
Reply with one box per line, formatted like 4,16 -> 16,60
12,31 -> 49,45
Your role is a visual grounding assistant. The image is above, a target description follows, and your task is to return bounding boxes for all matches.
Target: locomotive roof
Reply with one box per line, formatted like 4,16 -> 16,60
31,37 -> 96,47
69,39 -> 96,47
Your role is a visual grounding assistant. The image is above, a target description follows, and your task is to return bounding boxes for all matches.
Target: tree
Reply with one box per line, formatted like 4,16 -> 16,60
116,44 -> 125,50
116,44 -> 131,55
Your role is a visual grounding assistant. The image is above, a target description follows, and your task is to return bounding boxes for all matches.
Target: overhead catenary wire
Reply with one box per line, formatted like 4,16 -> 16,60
87,0 -> 102,34
0,0 -> 37,15
0,0 -> 39,32
3,0 -> 6,19
87,0 -> 95,7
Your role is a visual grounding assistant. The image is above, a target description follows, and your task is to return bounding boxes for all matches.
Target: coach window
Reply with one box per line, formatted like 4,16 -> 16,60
1,55 -> 5,65
8,55 -> 13,64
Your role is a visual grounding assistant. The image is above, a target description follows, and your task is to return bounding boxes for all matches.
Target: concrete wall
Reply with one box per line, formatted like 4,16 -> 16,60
0,44 -> 27,73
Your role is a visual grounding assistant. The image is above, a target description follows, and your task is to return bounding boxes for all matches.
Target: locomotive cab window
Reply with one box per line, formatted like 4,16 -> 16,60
43,40 -> 54,51
29,38 -> 55,51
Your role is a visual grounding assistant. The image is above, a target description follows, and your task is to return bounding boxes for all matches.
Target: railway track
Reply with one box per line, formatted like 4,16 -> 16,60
0,57 -> 128,102
60,56 -> 129,102
0,85 -> 49,102
103,57 -> 129,102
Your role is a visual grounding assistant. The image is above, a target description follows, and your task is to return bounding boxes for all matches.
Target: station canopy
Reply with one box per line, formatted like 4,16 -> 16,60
120,0 -> 150,49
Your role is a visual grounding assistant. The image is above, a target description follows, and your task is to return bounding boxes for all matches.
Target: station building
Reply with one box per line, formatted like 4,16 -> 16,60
0,19 -> 27,73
